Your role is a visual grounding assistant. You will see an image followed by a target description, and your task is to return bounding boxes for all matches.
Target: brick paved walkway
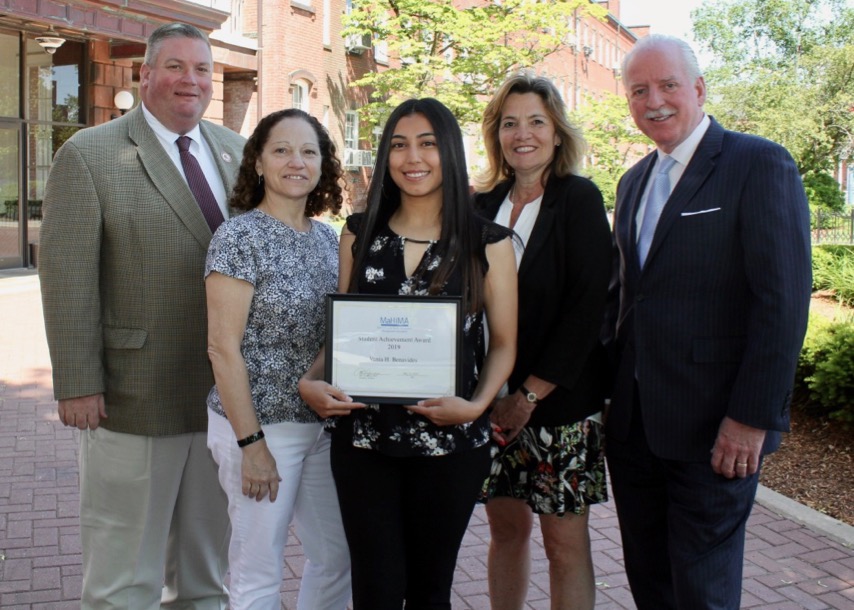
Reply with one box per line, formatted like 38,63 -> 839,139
1,270 -> 852,609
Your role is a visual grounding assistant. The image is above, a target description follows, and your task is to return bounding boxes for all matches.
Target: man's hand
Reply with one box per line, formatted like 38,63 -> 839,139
58,394 -> 107,430
711,416 -> 766,479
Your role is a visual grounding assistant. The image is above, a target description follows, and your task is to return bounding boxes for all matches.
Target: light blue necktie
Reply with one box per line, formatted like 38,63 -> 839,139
637,155 -> 677,268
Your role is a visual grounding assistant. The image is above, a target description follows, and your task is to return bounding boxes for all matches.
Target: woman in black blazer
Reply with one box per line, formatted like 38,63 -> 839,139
475,72 -> 612,610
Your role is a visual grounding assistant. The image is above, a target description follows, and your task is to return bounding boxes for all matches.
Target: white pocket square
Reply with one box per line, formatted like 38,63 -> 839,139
681,207 -> 722,217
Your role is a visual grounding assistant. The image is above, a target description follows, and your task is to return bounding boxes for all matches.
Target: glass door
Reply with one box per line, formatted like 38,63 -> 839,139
0,30 -> 22,268
0,123 -> 22,268
24,36 -> 84,266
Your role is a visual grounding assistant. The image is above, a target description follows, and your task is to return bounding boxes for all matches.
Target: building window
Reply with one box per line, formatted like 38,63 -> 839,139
322,0 -> 331,46
344,112 -> 359,148
0,32 -> 19,118
291,80 -> 309,112
343,111 -> 373,168
222,0 -> 246,37
1,35 -> 85,266
345,111 -> 359,150
374,34 -> 388,63
373,126 -> 383,152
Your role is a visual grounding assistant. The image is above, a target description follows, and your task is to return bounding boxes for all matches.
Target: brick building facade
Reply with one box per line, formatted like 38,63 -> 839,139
0,0 -> 645,268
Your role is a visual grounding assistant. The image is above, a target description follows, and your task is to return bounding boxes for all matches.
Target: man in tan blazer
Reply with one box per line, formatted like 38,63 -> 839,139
39,23 -> 245,609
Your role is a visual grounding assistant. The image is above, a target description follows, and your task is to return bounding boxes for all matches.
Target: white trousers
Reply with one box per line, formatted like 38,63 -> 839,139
79,428 -> 230,610
207,410 -> 351,610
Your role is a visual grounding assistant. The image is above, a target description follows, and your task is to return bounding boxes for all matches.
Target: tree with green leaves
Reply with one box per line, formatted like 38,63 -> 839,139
344,0 -> 605,129
691,0 -> 854,207
570,92 -> 650,210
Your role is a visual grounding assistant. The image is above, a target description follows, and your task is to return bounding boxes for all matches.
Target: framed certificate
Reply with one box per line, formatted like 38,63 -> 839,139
325,294 -> 463,403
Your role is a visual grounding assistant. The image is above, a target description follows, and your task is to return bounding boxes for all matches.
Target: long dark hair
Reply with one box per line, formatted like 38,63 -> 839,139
349,98 -> 487,313
229,109 -> 344,216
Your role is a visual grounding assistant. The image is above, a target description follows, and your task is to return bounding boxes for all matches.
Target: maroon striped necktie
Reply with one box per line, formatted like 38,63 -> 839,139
176,135 -> 225,232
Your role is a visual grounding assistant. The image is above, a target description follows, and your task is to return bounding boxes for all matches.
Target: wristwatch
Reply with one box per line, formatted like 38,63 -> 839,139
520,384 -> 538,405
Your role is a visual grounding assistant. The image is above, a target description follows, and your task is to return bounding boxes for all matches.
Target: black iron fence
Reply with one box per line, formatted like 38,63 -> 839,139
2,200 -> 43,222
812,208 -> 854,244
3,200 -> 852,244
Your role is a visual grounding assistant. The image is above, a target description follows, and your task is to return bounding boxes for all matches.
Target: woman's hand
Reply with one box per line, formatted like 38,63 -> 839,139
406,396 -> 486,426
240,440 -> 282,502
298,378 -> 365,418
489,392 -> 535,443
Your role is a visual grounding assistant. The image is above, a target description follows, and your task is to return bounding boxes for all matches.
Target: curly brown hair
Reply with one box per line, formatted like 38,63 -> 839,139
228,109 -> 345,217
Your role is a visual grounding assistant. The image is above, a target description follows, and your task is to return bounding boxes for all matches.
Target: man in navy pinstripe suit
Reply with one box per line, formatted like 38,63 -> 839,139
604,35 -> 811,609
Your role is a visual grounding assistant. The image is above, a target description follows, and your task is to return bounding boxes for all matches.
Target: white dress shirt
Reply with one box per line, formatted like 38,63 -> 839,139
634,114 -> 711,241
141,103 -> 229,219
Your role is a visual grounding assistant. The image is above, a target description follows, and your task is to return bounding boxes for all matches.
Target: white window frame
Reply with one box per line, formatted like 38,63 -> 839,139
345,111 -> 359,151
291,80 -> 309,112
322,0 -> 331,46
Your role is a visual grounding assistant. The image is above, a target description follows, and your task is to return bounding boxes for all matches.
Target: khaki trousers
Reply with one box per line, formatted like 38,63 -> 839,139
79,428 -> 230,609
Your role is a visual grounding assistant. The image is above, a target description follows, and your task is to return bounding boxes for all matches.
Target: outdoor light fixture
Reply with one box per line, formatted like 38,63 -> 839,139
35,28 -> 66,54
114,91 -> 134,114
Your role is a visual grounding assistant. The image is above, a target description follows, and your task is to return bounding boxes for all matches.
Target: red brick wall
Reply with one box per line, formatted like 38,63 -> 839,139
256,0 -> 375,213
538,11 -> 636,112
88,40 -> 134,125
223,77 -> 256,136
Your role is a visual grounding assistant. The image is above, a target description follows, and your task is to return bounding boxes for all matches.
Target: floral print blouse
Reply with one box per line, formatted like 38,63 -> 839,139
329,213 -> 508,457
205,209 -> 339,425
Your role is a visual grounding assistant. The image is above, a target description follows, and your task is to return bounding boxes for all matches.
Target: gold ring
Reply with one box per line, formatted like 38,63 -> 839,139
736,462 -> 747,467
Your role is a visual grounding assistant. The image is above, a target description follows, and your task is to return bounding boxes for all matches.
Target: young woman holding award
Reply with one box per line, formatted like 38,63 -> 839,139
299,98 -> 517,609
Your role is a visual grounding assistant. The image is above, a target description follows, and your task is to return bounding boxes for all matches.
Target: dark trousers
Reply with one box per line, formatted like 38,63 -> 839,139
330,435 -> 491,610
606,403 -> 760,610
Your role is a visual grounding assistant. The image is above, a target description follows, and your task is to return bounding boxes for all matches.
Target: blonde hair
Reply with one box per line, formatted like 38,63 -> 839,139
477,71 -> 586,192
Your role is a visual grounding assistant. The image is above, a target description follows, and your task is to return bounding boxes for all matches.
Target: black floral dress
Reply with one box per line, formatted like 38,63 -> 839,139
328,213 -> 509,457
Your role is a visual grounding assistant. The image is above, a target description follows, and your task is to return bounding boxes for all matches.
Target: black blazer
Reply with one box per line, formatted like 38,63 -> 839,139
475,173 -> 612,427
605,118 -> 812,461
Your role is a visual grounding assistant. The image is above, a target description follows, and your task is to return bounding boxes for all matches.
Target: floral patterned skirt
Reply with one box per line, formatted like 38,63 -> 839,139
480,418 -> 607,516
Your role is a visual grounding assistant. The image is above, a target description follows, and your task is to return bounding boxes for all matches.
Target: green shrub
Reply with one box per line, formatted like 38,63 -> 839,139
804,172 -> 846,212
797,316 -> 854,427
797,312 -> 830,388
812,245 -> 854,307
812,247 -> 834,290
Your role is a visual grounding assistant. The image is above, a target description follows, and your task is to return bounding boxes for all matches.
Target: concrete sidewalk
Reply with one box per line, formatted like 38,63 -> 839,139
1,269 -> 852,609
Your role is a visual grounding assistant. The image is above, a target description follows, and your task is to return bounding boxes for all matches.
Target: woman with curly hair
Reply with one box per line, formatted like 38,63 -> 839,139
205,109 -> 351,609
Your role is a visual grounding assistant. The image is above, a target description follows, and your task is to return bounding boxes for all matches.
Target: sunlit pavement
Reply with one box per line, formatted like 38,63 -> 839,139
1,270 -> 852,609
